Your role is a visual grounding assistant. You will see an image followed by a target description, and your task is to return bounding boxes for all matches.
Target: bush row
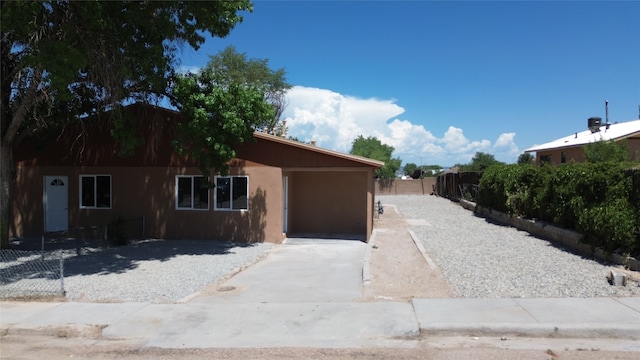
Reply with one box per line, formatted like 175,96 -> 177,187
477,163 -> 640,256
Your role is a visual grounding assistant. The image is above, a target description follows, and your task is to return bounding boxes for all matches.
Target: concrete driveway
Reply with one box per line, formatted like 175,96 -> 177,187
188,238 -> 368,304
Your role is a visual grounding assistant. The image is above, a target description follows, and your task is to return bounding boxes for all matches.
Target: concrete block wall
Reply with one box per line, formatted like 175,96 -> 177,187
375,178 -> 436,195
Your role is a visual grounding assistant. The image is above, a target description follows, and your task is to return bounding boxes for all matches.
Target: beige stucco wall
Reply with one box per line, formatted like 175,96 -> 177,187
11,164 -> 285,243
12,164 -> 378,243
284,170 -> 370,237
535,147 -> 585,165
535,138 -> 640,165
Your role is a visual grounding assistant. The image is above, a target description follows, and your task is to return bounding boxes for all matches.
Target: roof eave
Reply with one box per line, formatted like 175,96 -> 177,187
252,131 -> 385,168
525,126 -> 640,153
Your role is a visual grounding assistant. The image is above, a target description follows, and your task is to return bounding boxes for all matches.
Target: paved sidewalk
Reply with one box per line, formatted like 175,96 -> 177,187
2,233 -> 640,348
2,296 -> 639,348
414,297 -> 640,340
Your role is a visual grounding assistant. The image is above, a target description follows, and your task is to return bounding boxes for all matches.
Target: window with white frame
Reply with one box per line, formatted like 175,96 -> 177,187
215,176 -> 248,210
176,176 -> 209,210
80,175 -> 111,208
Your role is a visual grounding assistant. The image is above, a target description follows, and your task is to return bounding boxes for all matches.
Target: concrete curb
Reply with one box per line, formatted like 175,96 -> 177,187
362,230 -> 375,286
2,323 -> 106,339
413,297 -> 640,341
418,323 -> 640,339
407,229 -> 438,270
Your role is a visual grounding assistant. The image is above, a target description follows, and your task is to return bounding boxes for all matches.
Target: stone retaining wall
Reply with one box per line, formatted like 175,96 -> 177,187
459,199 -> 639,271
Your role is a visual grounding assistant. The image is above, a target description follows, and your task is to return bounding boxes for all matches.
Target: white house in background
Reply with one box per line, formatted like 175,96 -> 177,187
524,117 -> 640,165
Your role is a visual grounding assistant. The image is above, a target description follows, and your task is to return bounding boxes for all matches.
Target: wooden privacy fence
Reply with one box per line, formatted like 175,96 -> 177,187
434,171 -> 483,200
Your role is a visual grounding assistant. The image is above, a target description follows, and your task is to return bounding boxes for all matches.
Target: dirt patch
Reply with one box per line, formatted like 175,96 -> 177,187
361,204 -> 453,302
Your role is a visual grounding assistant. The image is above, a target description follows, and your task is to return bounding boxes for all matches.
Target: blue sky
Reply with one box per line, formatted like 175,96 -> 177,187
178,1 -> 639,167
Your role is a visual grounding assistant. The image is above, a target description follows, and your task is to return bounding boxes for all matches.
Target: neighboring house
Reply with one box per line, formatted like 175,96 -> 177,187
524,117 -> 640,165
11,103 -> 383,243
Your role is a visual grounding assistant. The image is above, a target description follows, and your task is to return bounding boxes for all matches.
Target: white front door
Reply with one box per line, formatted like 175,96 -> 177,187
282,176 -> 289,233
44,176 -> 68,232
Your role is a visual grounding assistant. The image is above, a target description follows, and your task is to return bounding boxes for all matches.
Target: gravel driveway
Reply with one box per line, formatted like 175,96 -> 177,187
378,194 -> 640,298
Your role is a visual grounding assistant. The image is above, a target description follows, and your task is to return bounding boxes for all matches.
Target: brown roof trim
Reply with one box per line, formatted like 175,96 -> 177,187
253,131 -> 384,168
121,103 -> 384,168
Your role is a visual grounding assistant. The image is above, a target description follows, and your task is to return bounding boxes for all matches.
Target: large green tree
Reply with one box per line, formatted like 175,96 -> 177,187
349,135 -> 401,178
403,162 -> 418,176
517,152 -> 535,165
171,57 -> 277,176
458,152 -> 503,172
198,46 -> 291,135
0,0 -> 252,245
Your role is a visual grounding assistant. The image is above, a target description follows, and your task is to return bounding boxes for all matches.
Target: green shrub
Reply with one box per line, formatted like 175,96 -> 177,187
478,163 -> 538,217
477,162 -> 640,255
478,164 -> 509,212
529,164 -> 553,220
578,198 -> 638,254
504,164 -> 538,217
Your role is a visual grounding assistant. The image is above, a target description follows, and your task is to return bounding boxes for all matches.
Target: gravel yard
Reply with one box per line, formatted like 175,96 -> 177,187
59,240 -> 274,303
378,194 -> 640,298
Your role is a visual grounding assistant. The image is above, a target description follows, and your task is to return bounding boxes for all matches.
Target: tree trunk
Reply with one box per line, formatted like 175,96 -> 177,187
0,143 -> 15,248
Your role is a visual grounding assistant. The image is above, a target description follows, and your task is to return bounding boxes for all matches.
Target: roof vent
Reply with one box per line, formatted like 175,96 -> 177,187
588,117 -> 601,133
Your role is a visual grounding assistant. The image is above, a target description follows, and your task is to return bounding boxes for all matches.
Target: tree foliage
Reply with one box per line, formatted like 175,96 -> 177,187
198,46 -> 291,135
517,152 -> 535,164
583,139 -> 630,163
402,164 -> 442,178
403,163 -> 417,176
422,164 -> 443,177
2,1 -> 250,138
349,135 -> 401,178
458,152 -> 503,172
0,0 -> 252,245
171,68 -> 276,177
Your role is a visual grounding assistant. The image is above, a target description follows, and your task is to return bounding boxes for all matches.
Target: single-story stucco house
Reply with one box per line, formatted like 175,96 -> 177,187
10,103 -> 383,243
524,117 -> 640,165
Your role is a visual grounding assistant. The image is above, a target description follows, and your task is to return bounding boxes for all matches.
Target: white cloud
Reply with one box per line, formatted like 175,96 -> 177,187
284,86 -> 403,152
441,126 -> 491,153
493,132 -> 521,162
283,86 -> 520,166
431,126 -> 491,164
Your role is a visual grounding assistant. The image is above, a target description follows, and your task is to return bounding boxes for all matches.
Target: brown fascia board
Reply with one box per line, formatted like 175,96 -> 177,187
124,103 -> 384,168
253,131 -> 385,168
